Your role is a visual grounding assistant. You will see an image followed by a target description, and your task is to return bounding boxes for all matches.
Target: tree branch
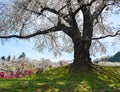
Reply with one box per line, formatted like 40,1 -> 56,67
0,26 -> 61,39
25,7 -> 59,16
93,1 -> 107,20
25,4 -> 68,17
66,0 -> 78,27
92,0 -> 120,20
74,0 -> 97,15
58,4 -> 67,13
92,30 -> 120,40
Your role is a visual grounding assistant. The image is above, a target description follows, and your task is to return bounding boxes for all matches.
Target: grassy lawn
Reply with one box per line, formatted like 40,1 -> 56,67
0,65 -> 120,92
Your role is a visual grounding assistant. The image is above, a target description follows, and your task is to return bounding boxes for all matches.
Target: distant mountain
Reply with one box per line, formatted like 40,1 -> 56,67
108,52 -> 120,62
94,51 -> 120,63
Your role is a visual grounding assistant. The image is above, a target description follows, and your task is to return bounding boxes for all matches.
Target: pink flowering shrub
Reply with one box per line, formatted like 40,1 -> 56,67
0,69 -> 34,79
11,75 -> 16,78
24,70 -> 34,76
17,74 -> 23,78
4,75 -> 11,79
0,72 -> 5,78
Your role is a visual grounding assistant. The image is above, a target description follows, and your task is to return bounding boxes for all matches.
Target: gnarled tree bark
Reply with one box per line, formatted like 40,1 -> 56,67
70,6 -> 93,71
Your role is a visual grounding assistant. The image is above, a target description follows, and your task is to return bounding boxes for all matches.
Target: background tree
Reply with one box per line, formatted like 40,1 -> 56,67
0,0 -> 120,71
18,52 -> 26,59
12,56 -> 16,60
1,56 -> 5,61
6,55 -> 11,61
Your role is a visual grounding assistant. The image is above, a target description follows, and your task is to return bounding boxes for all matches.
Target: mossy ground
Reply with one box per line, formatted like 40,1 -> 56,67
0,65 -> 120,92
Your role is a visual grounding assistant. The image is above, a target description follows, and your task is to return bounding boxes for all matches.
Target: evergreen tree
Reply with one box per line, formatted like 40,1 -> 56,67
18,52 -> 26,59
6,55 -> 11,61
1,56 -> 5,61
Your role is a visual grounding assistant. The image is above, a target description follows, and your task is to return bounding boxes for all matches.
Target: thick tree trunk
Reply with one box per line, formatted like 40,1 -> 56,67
71,40 -> 92,71
70,6 -> 93,71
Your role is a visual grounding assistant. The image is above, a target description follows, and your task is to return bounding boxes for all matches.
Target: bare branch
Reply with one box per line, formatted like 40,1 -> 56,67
25,7 -> 59,16
58,4 -> 67,13
66,0 -> 78,27
0,26 -> 61,39
93,1 -> 107,20
23,3 -> 67,17
92,30 -> 120,40
74,0 -> 97,15
20,23 -> 25,36
41,13 -> 56,26
93,0 -> 120,20
67,0 -> 73,15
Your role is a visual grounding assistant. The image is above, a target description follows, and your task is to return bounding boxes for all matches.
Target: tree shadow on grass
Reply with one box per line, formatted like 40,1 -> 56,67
0,65 -> 120,92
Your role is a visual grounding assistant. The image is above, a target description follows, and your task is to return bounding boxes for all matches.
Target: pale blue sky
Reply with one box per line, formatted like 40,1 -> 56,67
0,39 -> 73,61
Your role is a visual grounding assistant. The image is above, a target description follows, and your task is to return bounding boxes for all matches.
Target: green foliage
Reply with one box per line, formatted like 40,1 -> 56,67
0,65 -> 120,92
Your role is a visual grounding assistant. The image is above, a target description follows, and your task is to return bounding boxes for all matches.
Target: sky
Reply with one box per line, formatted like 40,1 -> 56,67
0,1 -> 120,62
0,39 -> 73,62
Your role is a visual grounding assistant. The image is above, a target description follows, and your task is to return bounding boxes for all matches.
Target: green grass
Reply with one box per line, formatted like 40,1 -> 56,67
0,65 -> 120,92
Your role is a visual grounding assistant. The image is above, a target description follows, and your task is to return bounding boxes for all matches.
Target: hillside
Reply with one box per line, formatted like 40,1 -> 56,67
94,51 -> 120,64
0,65 -> 120,92
109,52 -> 120,62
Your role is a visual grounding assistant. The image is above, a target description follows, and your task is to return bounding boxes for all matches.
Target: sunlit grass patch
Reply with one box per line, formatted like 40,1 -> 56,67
0,65 -> 120,92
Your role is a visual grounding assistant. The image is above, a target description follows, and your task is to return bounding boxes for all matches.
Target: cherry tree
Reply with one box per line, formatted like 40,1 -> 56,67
0,0 -> 120,70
